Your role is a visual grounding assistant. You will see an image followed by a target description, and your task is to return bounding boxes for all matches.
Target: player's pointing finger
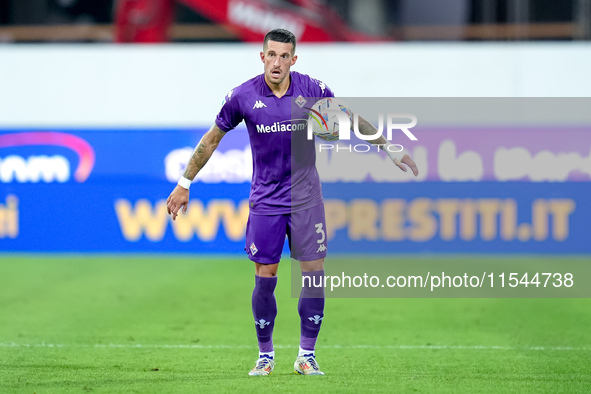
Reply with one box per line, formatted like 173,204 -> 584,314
394,159 -> 408,172
402,155 -> 419,177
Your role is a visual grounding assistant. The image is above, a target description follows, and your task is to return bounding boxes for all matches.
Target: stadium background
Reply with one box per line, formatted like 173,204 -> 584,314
1,1 -> 591,392
1,40 -> 590,253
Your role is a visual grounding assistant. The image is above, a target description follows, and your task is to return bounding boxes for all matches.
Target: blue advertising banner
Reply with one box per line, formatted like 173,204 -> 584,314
0,128 -> 590,254
322,182 -> 587,254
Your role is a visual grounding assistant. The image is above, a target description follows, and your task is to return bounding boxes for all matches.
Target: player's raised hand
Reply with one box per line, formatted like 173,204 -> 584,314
394,154 -> 419,177
166,185 -> 190,221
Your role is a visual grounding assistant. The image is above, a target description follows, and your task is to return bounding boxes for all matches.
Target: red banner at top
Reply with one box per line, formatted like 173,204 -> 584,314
115,0 -> 383,43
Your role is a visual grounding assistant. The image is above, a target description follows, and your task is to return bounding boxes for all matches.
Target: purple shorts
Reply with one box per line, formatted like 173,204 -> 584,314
244,203 -> 327,264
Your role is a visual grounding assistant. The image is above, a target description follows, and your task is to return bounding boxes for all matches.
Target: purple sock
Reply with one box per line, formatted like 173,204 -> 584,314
252,275 -> 278,353
298,270 -> 325,351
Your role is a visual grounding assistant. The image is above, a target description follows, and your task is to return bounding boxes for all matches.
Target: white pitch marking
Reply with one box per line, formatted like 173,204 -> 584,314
0,342 -> 589,351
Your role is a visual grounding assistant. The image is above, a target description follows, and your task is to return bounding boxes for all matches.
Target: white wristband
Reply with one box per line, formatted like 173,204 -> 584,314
177,176 -> 192,190
383,142 -> 407,162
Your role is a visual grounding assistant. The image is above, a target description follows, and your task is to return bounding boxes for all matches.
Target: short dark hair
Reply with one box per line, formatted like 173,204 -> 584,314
263,29 -> 296,53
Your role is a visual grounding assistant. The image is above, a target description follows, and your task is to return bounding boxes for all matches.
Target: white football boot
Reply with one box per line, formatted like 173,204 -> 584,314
294,355 -> 325,375
248,357 -> 274,376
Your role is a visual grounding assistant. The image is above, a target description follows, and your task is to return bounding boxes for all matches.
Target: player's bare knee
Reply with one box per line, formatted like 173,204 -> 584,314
300,258 -> 324,272
255,262 -> 279,277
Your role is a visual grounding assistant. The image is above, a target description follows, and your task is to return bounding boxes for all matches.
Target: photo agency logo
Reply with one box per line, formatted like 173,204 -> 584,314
305,98 -> 418,153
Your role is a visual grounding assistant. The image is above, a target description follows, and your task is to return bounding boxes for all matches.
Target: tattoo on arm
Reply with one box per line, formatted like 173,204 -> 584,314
183,125 -> 225,179
356,116 -> 387,146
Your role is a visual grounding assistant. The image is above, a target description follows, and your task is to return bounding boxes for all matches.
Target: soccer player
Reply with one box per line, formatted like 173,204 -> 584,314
166,28 -> 419,376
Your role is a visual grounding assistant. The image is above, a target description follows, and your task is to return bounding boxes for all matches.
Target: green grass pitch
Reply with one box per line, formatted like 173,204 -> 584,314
1,255 -> 590,393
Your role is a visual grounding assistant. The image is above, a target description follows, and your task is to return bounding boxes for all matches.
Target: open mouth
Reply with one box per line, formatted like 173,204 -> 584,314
271,69 -> 281,77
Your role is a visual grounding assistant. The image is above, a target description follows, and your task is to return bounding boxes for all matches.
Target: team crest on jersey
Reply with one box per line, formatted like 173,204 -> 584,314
250,242 -> 258,255
253,100 -> 267,109
295,95 -> 307,108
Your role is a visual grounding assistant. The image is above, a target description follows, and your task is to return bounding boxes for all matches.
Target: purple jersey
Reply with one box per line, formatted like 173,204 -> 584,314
215,71 -> 334,215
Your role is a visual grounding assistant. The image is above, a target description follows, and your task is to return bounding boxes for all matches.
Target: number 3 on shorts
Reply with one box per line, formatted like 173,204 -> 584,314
315,223 -> 325,244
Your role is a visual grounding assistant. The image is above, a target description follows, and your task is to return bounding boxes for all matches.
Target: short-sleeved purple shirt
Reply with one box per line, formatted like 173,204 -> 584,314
215,71 -> 334,215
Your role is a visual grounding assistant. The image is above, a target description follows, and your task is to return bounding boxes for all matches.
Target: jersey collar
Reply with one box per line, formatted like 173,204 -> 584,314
261,72 -> 294,97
